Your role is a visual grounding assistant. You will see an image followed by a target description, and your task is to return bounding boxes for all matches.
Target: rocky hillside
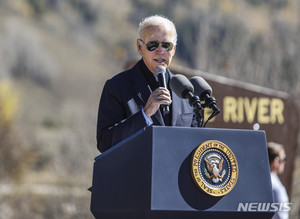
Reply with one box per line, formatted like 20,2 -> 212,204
0,0 -> 299,218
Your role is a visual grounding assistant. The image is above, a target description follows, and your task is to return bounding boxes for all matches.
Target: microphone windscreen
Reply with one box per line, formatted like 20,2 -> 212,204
155,65 -> 166,75
190,76 -> 212,97
170,74 -> 194,98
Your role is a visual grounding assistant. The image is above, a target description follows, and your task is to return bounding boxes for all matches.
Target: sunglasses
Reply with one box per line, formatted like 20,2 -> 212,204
278,156 -> 287,163
138,39 -> 174,52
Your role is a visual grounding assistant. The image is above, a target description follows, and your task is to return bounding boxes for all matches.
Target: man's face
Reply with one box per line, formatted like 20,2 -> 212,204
137,24 -> 176,75
277,149 -> 286,174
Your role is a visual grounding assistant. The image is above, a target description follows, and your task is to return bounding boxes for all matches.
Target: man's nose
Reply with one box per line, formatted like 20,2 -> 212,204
155,45 -> 165,54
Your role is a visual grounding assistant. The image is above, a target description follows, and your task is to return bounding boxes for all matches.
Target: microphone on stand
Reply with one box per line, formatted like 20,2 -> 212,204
189,76 -> 220,115
190,76 -> 220,127
170,74 -> 204,126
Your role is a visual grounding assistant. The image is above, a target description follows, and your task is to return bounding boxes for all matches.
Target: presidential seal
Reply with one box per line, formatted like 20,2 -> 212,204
191,140 -> 238,197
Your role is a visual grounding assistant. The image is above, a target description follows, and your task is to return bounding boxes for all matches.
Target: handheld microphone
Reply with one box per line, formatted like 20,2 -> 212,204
189,76 -> 220,114
155,66 -> 169,113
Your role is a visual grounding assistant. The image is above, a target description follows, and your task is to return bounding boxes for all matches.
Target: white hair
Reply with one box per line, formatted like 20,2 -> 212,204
138,15 -> 177,45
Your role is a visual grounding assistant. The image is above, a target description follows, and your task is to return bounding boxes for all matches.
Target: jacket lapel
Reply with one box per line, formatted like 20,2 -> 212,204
128,63 -> 165,126
171,90 -> 182,126
153,108 -> 165,126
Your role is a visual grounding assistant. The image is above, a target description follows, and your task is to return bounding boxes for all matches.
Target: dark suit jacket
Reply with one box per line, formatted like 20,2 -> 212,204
97,60 -> 199,152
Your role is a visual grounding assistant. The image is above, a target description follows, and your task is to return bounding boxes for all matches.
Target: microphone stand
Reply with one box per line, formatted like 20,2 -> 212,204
201,95 -> 220,127
185,92 -> 204,127
201,95 -> 220,115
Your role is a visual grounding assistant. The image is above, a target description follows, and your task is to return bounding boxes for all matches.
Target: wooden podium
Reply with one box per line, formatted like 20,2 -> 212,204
90,126 -> 274,219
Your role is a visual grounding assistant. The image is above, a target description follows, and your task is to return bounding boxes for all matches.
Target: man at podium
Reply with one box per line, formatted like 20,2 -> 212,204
96,15 -> 200,152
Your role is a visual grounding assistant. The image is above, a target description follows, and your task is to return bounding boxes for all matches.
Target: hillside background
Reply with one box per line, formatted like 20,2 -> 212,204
0,0 -> 299,218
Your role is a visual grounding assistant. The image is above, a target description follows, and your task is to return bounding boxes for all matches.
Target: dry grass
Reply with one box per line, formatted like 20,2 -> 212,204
0,0 -> 299,218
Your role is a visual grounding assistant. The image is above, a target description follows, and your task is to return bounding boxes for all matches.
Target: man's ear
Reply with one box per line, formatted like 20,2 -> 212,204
137,40 -> 142,55
172,45 -> 176,55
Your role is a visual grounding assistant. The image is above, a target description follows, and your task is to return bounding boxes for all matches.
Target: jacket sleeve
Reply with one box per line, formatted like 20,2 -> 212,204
96,79 -> 148,153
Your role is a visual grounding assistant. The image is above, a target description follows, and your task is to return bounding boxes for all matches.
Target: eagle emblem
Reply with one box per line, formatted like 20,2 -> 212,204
204,153 -> 226,184
191,140 -> 238,196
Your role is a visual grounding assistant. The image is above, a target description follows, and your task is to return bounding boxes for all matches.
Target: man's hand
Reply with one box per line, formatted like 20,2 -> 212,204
143,87 -> 172,118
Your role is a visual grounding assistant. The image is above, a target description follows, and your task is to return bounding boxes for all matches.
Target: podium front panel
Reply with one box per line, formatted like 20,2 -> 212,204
91,126 -> 274,219
151,126 -> 273,214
